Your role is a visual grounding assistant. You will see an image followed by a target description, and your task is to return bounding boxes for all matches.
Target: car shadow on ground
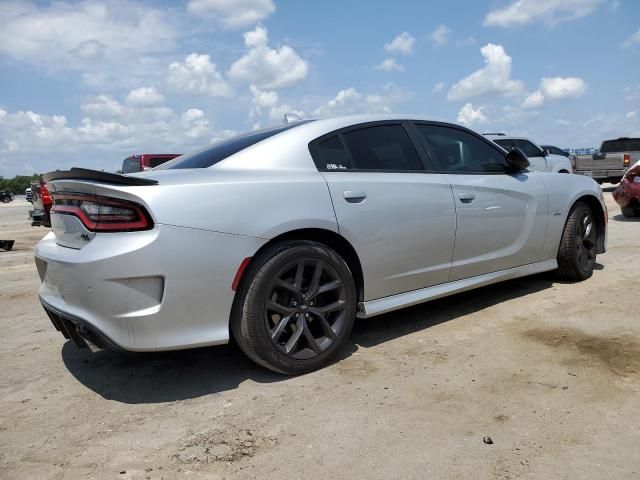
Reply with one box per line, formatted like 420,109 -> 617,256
612,214 -> 639,222
62,271 -> 575,404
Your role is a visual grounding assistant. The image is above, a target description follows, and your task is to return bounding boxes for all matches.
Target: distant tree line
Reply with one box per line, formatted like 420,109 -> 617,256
0,174 -> 42,194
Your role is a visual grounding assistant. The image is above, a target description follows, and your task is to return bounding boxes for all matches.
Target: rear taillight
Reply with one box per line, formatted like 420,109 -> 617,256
51,193 -> 152,232
40,181 -> 52,208
623,153 -> 630,167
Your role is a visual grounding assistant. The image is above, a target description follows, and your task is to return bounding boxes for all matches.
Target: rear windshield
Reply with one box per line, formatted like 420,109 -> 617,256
122,157 -> 141,174
159,122 -> 312,170
601,138 -> 640,153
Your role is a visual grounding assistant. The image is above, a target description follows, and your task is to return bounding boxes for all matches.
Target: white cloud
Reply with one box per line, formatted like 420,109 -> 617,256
81,94 -> 125,117
430,25 -> 451,47
0,0 -> 175,70
627,111 -> 637,119
187,0 -> 275,29
227,24 -> 309,89
448,44 -> 523,100
384,32 -> 416,55
457,103 -> 487,125
125,86 -> 165,106
374,58 -> 405,72
484,0 -> 604,28
0,103 -> 240,175
522,77 -> 588,108
168,53 -> 233,97
432,82 -> 446,93
555,118 -> 571,126
314,84 -> 413,117
622,28 -> 640,48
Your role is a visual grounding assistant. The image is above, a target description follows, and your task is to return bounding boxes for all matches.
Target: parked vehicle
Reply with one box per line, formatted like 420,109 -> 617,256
1,191 -> 15,203
572,137 -> 639,184
484,134 -> 573,173
36,115 -> 607,375
612,160 -> 640,217
25,187 -> 33,203
29,178 -> 52,227
121,154 -> 181,174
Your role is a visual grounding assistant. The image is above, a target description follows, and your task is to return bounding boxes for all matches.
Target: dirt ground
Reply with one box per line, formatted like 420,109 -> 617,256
1,188 -> 639,480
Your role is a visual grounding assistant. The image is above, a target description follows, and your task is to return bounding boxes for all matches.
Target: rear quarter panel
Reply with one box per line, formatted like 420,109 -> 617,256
538,173 -> 606,259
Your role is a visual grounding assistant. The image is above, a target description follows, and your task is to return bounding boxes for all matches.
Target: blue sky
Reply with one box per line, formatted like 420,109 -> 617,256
0,0 -> 639,176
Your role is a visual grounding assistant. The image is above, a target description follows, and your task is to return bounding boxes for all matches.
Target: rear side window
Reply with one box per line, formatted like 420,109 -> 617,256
601,138 -> 640,152
415,125 -> 507,173
342,125 -> 423,171
312,136 -> 352,170
160,122 -> 311,169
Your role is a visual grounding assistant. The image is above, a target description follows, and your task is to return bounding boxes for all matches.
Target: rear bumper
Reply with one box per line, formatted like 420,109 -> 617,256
35,224 -> 265,352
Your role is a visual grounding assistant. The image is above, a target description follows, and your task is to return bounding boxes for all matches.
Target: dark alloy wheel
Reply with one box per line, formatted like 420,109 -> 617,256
232,241 -> 357,375
265,258 -> 347,359
556,201 -> 598,281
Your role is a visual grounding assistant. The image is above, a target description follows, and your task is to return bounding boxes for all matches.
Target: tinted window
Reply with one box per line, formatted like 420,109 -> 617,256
342,125 -> 423,171
601,138 -> 640,153
312,136 -> 352,170
494,139 -> 542,157
148,156 -> 173,168
544,146 -> 568,157
415,125 -> 507,173
122,157 -> 140,174
160,122 -> 311,169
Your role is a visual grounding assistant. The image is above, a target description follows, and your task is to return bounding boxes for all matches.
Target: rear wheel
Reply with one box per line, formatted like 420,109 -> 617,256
556,202 -> 597,281
231,241 -> 357,375
1,196 -> 10,203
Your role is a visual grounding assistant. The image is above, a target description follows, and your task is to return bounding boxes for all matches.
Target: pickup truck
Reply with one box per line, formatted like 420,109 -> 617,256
122,153 -> 181,173
572,137 -> 639,184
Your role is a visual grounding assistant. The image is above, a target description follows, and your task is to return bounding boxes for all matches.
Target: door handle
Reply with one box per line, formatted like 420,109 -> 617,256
343,190 -> 367,203
458,192 -> 476,203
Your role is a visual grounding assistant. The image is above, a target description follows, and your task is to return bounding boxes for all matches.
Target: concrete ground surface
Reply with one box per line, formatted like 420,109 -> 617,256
0,189 -> 638,480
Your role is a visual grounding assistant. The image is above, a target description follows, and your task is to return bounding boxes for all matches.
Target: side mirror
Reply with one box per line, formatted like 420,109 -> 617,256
505,148 -> 530,172
542,148 -> 549,157
592,152 -> 605,160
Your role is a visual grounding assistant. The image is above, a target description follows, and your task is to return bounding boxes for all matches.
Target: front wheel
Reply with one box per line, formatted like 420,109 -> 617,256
556,201 -> 597,281
231,241 -> 357,375
1,196 -> 10,203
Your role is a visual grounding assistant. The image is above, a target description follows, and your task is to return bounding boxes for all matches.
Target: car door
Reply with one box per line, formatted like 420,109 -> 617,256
310,122 -> 457,301
411,124 -> 549,281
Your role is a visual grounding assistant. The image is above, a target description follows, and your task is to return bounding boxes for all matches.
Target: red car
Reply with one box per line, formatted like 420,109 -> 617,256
121,153 -> 181,174
613,161 -> 640,217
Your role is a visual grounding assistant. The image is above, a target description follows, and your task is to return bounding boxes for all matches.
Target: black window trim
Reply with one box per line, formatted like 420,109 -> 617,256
409,121 -> 511,175
308,120 -> 435,174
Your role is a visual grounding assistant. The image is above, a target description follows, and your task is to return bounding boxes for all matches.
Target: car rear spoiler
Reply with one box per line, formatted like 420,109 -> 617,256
43,168 -> 158,186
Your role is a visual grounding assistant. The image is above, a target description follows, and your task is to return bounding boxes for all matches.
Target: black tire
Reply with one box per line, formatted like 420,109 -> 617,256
621,206 -> 637,218
231,241 -> 357,375
1,196 -> 10,203
556,201 -> 597,281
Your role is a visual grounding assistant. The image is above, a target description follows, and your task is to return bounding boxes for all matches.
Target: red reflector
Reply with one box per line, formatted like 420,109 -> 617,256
51,193 -> 152,232
231,257 -> 252,291
624,153 -> 630,167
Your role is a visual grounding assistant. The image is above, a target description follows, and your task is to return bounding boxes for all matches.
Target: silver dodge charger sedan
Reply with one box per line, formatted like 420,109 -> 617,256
35,115 -> 607,374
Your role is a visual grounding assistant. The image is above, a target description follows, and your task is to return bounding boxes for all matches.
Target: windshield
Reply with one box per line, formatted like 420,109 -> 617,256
122,157 -> 141,174
158,121 -> 312,170
600,138 -> 640,153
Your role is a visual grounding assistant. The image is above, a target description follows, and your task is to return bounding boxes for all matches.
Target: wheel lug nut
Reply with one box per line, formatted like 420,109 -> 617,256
305,313 -> 309,318
309,301 -> 314,306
